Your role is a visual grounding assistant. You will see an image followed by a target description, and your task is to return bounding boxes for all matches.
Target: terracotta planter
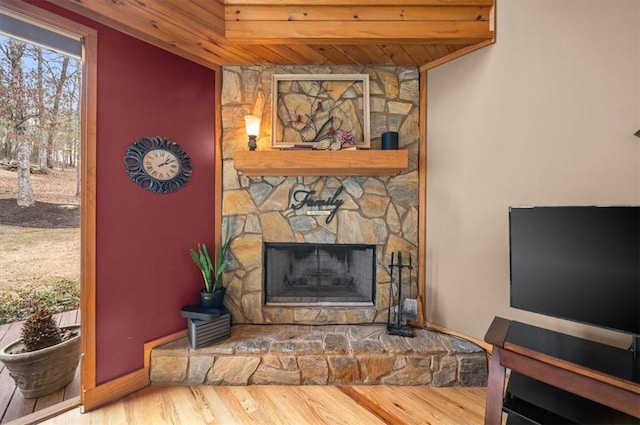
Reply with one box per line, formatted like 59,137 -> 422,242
0,325 -> 80,398
200,288 -> 225,309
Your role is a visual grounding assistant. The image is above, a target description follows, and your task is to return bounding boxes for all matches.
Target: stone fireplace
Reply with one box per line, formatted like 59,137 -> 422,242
221,65 -> 419,325
151,66 -> 489,390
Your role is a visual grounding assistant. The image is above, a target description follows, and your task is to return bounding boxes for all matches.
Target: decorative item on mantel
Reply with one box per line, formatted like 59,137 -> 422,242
387,251 -> 416,337
381,131 -> 399,150
272,74 -> 371,150
244,115 -> 261,151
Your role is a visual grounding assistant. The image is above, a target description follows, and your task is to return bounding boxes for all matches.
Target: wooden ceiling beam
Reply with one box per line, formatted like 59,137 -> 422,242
225,5 -> 492,22
225,21 -> 492,43
224,0 -> 494,5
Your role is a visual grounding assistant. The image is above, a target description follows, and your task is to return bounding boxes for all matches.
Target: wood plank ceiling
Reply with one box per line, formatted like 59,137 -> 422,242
46,0 -> 495,70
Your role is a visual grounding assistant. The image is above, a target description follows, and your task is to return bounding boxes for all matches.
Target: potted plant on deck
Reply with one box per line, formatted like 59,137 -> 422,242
0,306 -> 80,398
190,222 -> 231,309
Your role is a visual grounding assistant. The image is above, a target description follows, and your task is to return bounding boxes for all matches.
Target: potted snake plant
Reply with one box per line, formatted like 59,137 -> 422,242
190,221 -> 231,308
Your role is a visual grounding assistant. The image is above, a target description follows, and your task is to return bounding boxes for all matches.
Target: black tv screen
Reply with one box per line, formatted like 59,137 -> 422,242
509,206 -> 640,336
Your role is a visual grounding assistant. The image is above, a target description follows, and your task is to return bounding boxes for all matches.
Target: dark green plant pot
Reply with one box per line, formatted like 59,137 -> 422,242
200,288 -> 225,309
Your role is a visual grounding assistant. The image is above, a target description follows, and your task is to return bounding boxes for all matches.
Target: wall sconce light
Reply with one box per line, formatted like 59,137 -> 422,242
244,115 -> 261,151
635,129 -> 640,138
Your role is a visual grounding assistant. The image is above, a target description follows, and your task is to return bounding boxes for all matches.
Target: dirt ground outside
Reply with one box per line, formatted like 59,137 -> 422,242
0,168 -> 81,323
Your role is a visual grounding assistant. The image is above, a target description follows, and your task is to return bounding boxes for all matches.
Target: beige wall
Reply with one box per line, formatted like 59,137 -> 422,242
426,0 -> 640,348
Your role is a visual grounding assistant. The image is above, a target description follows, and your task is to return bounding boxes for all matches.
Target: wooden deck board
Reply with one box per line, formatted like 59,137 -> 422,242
0,310 -> 80,424
0,322 -> 21,348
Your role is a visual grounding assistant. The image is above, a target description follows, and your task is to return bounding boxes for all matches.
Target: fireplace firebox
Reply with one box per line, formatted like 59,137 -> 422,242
264,243 -> 376,306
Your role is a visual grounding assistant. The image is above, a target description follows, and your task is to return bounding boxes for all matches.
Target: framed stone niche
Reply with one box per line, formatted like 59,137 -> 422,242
272,74 -> 370,150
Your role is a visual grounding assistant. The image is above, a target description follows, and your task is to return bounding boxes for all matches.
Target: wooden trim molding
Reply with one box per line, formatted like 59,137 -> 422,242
424,320 -> 492,353
82,369 -> 149,413
420,39 -> 495,72
80,24 -> 98,400
420,5 -> 495,71
214,66 -> 223,255
83,329 -> 187,412
143,330 -> 188,369
417,70 -> 427,325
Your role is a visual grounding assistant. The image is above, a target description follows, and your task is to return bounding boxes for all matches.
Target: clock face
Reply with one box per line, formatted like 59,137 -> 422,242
143,149 -> 180,181
123,136 -> 192,194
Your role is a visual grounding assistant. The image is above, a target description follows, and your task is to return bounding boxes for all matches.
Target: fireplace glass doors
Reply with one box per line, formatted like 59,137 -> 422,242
264,243 -> 376,305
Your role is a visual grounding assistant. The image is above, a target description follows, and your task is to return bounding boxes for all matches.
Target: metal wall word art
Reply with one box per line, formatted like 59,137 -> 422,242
290,185 -> 344,223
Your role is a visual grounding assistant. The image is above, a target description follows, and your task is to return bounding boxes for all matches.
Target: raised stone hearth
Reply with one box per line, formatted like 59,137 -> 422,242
150,324 -> 488,387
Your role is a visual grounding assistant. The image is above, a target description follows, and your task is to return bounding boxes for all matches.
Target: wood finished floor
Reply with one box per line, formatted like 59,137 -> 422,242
40,385 -> 488,425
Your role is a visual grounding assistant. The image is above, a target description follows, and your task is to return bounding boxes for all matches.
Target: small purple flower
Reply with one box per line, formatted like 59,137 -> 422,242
337,130 -> 356,146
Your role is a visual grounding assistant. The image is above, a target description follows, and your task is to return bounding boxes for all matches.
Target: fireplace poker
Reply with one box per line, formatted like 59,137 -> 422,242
397,251 -> 404,328
387,251 -> 414,337
387,252 -> 394,327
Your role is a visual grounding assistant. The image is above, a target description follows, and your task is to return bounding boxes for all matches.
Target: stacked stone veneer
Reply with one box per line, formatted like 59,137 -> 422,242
222,65 -> 420,325
151,324 -> 488,387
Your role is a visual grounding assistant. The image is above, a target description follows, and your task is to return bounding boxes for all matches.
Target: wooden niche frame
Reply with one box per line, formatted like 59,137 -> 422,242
271,74 -> 370,149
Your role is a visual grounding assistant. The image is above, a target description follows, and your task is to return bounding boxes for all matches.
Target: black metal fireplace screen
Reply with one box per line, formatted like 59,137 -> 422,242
264,243 -> 376,305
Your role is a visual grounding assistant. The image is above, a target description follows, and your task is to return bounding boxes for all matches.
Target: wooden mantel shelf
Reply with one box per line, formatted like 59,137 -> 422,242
234,149 -> 409,177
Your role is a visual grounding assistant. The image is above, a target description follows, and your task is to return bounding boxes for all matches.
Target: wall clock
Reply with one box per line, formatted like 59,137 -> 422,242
123,136 -> 192,194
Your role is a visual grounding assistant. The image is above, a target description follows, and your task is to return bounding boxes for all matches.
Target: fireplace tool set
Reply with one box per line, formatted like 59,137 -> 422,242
386,251 -> 416,337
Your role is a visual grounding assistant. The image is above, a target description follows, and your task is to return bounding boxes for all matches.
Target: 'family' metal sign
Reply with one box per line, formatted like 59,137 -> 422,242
290,186 -> 344,224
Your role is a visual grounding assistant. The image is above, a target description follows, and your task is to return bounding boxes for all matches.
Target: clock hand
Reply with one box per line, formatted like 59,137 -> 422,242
158,158 -> 174,167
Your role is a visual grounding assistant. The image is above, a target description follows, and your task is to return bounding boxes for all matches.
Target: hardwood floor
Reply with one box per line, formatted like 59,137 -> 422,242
40,385 -> 488,425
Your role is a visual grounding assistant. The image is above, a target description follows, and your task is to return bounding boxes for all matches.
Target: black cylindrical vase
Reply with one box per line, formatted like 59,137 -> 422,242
381,131 -> 398,150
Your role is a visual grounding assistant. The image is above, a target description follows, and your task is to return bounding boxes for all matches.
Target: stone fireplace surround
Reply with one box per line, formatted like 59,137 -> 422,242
149,65 -> 488,389
221,65 -> 420,326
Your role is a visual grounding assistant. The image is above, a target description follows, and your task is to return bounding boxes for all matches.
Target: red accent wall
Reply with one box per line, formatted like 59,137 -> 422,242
33,3 -> 216,383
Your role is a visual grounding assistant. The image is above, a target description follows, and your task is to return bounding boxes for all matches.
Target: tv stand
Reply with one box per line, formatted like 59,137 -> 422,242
484,317 -> 640,424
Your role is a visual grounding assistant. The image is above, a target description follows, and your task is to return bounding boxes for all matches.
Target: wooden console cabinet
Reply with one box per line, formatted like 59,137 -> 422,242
484,317 -> 640,424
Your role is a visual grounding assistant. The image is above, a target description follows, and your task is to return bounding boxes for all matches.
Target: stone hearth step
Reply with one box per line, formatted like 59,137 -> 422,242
151,324 -> 488,387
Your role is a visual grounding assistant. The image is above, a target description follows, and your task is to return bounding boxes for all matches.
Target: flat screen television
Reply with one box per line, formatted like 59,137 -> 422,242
509,206 -> 640,337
